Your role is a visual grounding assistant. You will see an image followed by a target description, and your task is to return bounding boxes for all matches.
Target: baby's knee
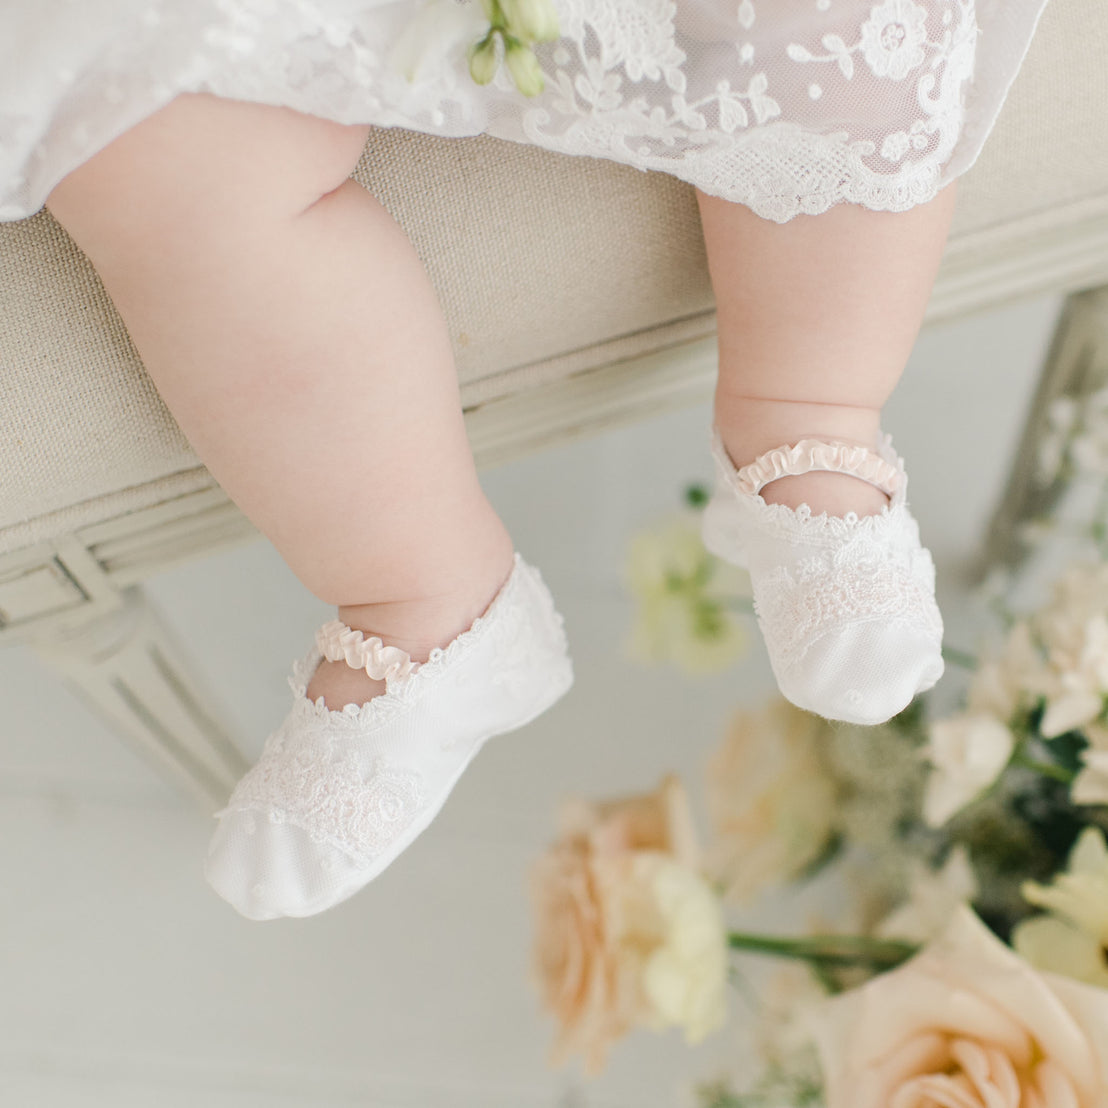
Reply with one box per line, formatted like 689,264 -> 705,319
47,93 -> 370,252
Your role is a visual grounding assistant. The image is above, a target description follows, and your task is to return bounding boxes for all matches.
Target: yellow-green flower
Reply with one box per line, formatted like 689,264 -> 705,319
467,34 -> 500,85
625,514 -> 748,675
504,39 -> 545,96
469,0 -> 560,96
501,0 -> 561,42
1013,826 -> 1108,988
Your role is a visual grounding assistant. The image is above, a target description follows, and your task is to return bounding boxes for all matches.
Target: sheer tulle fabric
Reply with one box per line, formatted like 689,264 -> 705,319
2,0 -> 1048,222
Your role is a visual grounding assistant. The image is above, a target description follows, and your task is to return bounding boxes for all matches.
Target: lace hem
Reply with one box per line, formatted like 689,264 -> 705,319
732,437 -> 904,498
0,0 -> 1049,225
315,619 -> 419,683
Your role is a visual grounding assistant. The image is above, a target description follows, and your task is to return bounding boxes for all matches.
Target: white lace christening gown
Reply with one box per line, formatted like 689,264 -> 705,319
2,0 -> 1048,223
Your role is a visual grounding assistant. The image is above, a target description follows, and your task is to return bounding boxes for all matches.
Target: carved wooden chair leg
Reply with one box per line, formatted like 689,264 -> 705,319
24,585 -> 247,805
981,285 -> 1108,575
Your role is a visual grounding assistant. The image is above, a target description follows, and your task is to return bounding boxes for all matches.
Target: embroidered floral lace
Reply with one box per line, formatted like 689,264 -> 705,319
3,0 -> 1048,222
704,430 -> 943,696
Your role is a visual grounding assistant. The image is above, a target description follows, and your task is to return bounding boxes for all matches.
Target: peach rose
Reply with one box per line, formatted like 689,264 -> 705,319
809,906 -> 1108,1108
530,775 -> 727,1073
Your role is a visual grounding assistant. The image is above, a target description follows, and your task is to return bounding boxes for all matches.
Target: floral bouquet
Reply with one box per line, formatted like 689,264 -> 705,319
526,488 -> 1108,1105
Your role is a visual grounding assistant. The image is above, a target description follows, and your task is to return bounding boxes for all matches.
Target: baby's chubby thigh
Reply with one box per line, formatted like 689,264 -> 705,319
46,92 -> 372,260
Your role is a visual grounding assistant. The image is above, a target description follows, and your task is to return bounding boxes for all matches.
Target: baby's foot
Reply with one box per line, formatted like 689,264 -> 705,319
204,555 -> 574,920
703,428 -> 943,725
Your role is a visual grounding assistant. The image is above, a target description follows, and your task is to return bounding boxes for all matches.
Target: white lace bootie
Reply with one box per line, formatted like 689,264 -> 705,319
204,554 -> 573,920
702,431 -> 944,725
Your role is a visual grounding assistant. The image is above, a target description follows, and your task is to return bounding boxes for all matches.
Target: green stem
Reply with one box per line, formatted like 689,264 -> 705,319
1095,477 -> 1108,557
1011,752 -> 1077,784
728,931 -> 917,970
941,645 -> 978,671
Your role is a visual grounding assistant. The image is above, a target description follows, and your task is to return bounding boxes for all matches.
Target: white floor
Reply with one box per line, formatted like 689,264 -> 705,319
0,293 -> 1063,1107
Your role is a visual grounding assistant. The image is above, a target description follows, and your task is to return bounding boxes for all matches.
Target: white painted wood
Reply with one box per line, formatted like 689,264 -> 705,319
466,336 -> 720,469
934,200 -> 1108,321
24,586 -> 247,804
0,560 -> 86,624
983,285 -> 1108,572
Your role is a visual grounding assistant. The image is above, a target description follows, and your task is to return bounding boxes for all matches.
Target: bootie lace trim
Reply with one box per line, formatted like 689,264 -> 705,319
315,620 -> 420,683
754,543 -> 942,674
733,438 -> 903,499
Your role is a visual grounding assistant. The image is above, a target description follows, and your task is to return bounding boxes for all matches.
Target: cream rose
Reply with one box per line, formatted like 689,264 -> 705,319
705,699 -> 839,902
530,776 -> 726,1073
809,906 -> 1108,1108
921,712 -> 1014,827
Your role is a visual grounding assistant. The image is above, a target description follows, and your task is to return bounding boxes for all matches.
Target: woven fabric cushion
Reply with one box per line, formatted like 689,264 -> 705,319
1,0 -> 1106,553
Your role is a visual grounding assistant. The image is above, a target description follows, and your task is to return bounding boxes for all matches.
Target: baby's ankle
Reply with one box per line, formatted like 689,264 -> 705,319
716,394 -> 888,518
305,544 -> 516,710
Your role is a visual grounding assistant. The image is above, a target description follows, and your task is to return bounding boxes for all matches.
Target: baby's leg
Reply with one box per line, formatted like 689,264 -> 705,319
47,94 -> 513,709
697,186 -> 956,515
697,190 -> 954,723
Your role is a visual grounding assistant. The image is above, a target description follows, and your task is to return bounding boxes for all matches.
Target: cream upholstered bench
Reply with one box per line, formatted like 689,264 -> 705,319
2,0 -> 1107,803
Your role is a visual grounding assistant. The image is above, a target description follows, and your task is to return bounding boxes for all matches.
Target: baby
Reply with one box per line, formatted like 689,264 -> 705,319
21,0 -> 1043,918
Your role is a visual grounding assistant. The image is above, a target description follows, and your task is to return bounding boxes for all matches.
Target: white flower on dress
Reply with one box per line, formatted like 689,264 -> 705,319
389,0 -> 487,83
859,0 -> 929,80
880,130 -> 911,162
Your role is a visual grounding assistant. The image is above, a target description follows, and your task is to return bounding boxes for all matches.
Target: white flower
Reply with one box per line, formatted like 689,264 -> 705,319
922,713 -> 1015,827
1034,566 -> 1108,735
966,621 -> 1046,722
1073,747 -> 1108,806
1013,827 -> 1108,988
873,845 -> 979,943
389,0 -> 487,83
859,0 -> 929,80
